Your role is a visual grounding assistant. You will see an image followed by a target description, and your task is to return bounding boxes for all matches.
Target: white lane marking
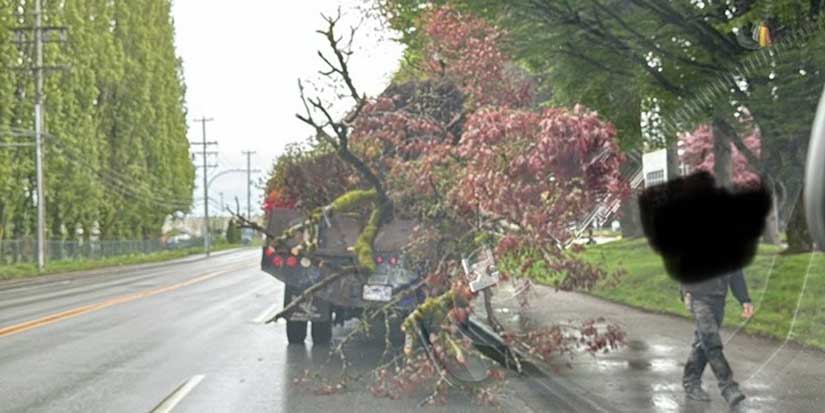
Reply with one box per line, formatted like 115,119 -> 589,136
252,302 -> 281,324
150,374 -> 206,413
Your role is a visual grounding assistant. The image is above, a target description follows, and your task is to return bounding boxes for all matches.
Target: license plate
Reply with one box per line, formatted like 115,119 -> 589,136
362,284 -> 392,302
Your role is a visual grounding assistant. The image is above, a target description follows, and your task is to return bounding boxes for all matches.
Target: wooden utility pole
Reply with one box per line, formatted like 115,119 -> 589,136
242,150 -> 256,219
191,117 -> 216,256
9,0 -> 68,271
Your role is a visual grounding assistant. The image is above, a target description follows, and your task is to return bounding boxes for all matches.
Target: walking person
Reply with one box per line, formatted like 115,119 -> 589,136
681,269 -> 754,406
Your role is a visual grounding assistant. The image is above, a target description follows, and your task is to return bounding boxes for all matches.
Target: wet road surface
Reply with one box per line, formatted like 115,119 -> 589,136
3,249 -> 824,412
0,249 -> 559,413
488,282 -> 825,413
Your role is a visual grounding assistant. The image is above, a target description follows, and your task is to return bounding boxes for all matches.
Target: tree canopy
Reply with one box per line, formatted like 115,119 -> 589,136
0,0 -> 193,242
378,0 -> 825,251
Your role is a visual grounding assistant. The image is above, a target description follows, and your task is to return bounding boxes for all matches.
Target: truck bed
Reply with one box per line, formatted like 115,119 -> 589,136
262,208 -> 418,308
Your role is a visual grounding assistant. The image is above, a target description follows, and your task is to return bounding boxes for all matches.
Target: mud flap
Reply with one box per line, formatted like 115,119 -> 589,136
284,284 -> 332,322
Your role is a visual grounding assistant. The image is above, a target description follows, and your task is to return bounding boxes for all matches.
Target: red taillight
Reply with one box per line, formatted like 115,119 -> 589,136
389,256 -> 398,266
272,255 -> 284,267
286,256 -> 299,267
375,255 -> 384,265
264,247 -> 275,257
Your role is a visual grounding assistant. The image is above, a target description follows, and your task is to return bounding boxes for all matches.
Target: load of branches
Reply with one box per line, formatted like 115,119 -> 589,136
235,6 -> 629,404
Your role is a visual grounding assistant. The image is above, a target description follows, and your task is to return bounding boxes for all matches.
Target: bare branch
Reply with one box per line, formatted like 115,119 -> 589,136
483,288 -> 504,332
317,10 -> 363,106
266,268 -> 353,324
229,198 -> 277,239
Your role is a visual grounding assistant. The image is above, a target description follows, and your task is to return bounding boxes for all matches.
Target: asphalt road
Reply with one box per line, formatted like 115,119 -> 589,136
0,249 -> 566,413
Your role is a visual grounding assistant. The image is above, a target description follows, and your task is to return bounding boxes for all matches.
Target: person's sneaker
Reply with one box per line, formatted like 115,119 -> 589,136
722,386 -> 746,406
685,385 -> 711,402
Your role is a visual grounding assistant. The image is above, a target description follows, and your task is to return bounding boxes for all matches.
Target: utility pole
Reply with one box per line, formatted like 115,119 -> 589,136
33,0 -> 45,272
190,117 -> 216,257
242,150 -> 256,219
9,0 -> 68,272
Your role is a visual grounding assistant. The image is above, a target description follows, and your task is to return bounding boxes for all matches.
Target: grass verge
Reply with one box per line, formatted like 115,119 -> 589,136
567,238 -> 825,350
0,241 -> 247,281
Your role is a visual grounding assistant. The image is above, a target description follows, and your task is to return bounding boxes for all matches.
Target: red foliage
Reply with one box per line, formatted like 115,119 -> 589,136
262,189 -> 297,214
678,124 -> 762,187
453,105 -> 627,248
264,147 -> 357,214
369,353 -> 440,401
422,6 -> 532,109
508,318 -> 625,363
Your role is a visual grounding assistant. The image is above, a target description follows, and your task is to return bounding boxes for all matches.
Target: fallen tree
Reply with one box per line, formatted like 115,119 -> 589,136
237,6 -> 628,404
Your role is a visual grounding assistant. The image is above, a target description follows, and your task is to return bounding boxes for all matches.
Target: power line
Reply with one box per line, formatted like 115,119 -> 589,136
49,143 -> 192,211
48,137 -> 193,209
46,136 -> 193,209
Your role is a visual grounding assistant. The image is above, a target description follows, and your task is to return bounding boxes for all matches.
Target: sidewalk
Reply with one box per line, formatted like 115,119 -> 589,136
481,282 -> 825,412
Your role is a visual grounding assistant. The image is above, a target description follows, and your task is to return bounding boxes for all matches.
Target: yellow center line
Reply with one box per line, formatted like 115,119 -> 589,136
0,270 -> 227,338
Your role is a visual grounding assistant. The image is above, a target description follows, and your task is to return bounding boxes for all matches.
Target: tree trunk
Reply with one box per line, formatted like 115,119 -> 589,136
761,178 -> 781,244
712,117 -> 733,188
763,194 -> 781,244
620,189 -> 644,238
666,141 -> 681,180
786,190 -> 813,253
51,215 -> 63,241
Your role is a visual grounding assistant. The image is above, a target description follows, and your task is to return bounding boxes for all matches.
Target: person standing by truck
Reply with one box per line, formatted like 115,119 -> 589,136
681,269 -> 754,406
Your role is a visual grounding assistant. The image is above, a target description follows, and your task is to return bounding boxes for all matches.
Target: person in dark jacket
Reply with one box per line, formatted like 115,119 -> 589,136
681,269 -> 753,406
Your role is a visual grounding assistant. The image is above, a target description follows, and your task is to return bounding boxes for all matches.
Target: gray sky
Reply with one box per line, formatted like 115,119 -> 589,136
172,1 -> 403,217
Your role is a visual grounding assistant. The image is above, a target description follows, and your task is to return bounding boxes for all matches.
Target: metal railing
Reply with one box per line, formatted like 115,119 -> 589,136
0,238 -> 205,265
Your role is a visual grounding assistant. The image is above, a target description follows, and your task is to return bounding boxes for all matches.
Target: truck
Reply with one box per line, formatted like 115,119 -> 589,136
260,207 -> 424,345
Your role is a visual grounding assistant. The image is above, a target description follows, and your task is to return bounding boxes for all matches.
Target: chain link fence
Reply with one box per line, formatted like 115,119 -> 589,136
0,238 -> 206,265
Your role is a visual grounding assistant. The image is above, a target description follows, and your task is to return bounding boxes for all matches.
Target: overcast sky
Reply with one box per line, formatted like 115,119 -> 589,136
172,1 -> 403,217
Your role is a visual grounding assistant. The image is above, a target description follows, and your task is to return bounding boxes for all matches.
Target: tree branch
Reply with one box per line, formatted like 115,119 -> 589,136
266,268 -> 353,323
295,12 -> 394,224
320,11 -> 363,107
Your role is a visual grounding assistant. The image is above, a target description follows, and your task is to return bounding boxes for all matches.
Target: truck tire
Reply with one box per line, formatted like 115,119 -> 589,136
311,321 -> 333,345
369,313 -> 405,346
286,321 -> 307,344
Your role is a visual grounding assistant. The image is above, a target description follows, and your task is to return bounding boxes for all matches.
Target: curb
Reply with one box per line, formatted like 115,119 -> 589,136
466,315 -> 614,413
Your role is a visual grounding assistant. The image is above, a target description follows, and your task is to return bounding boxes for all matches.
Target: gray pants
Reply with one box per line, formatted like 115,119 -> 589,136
683,295 -> 739,393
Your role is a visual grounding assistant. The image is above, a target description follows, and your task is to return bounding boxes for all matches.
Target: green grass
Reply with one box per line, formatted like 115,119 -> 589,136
0,241 -> 246,281
592,229 -> 621,238
568,239 -> 825,349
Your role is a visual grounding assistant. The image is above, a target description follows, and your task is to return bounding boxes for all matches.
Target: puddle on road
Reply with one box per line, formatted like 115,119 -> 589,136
627,358 -> 679,372
628,359 -> 652,370
650,383 -> 681,392
626,339 -> 649,351
625,340 -> 675,355
650,344 -> 675,354
651,394 -> 679,411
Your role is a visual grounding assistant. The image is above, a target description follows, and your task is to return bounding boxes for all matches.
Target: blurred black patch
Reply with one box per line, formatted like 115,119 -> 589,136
638,171 -> 771,284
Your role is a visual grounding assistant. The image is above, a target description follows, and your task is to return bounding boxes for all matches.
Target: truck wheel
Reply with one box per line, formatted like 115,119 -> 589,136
286,321 -> 307,344
311,321 -> 333,345
369,313 -> 406,346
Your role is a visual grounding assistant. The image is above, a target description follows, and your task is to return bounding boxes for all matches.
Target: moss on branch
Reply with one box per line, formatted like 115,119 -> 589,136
354,206 -> 382,272
270,188 -> 384,271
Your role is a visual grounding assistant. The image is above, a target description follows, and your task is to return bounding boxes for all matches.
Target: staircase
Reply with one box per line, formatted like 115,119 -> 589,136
568,164 -> 644,246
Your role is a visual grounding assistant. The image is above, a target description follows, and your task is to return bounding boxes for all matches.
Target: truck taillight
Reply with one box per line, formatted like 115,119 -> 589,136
389,256 -> 398,266
375,255 -> 384,265
272,255 -> 284,267
286,256 -> 299,267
